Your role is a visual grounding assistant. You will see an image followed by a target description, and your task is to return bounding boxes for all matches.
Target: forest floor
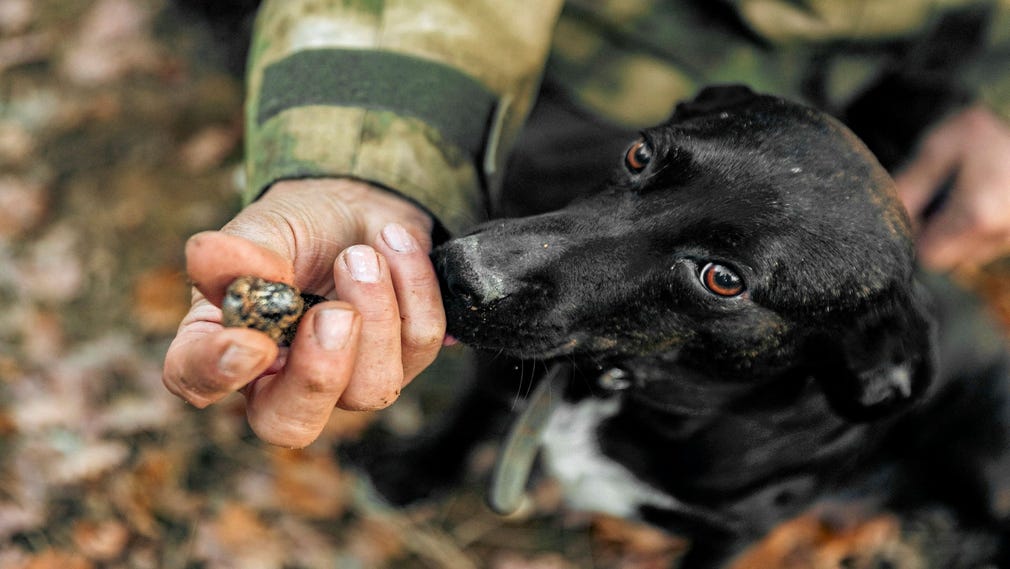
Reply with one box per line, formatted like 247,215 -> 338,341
1,1 -> 1008,568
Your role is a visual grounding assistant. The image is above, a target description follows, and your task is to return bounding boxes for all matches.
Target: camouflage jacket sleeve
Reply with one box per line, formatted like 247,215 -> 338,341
550,0 -> 1010,129
966,5 -> 1010,123
244,0 -> 562,235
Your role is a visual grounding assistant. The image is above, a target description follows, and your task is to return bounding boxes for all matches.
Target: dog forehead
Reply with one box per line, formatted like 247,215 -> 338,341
649,93 -> 916,311
660,93 -> 911,239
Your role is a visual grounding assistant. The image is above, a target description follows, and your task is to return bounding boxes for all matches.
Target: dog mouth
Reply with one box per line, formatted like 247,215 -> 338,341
443,302 -> 583,359
434,240 -> 590,359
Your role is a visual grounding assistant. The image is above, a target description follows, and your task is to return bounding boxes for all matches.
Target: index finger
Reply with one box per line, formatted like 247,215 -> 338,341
186,231 -> 295,307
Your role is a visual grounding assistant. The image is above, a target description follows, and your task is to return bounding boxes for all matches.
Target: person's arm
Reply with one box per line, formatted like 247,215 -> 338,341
244,0 -> 563,235
163,0 -> 562,448
895,3 -> 1010,271
894,105 -> 1010,271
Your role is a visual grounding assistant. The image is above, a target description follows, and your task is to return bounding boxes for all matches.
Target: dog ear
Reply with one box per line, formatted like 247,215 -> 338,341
811,284 -> 936,422
672,85 -> 759,119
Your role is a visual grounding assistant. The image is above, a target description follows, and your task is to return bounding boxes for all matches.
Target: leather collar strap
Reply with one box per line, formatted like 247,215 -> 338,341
488,363 -> 570,515
257,48 -> 498,161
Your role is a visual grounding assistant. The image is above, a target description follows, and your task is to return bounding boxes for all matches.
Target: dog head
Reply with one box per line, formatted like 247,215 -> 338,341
434,86 -> 934,421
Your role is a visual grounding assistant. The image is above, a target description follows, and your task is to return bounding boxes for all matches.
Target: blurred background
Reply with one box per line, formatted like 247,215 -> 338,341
1,1 -> 1008,568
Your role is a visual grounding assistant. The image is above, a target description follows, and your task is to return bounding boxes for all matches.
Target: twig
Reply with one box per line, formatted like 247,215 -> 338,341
348,475 -> 479,569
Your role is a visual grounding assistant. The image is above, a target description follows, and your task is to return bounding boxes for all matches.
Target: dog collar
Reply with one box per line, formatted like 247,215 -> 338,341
488,363 -> 569,515
488,364 -> 634,515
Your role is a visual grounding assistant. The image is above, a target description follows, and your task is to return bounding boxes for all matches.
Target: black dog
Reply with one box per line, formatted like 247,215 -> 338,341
368,86 -> 1010,567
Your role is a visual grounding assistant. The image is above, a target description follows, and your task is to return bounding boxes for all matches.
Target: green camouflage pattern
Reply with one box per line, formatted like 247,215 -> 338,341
551,0 -> 1010,127
246,0 -> 1010,234
245,0 -> 563,235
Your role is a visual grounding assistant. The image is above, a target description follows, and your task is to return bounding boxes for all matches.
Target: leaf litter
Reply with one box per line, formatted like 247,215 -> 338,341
1,1 -> 1008,568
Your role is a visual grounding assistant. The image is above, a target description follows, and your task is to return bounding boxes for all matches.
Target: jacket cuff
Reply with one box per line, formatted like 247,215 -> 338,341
245,48 -> 498,235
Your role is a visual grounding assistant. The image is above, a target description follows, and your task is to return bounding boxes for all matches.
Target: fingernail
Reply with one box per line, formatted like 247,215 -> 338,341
382,223 -> 417,253
314,307 -> 354,350
218,343 -> 263,378
344,245 -> 380,283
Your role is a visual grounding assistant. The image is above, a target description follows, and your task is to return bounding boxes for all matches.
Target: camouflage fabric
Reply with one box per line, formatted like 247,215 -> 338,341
550,0 -> 1010,128
245,0 -> 1010,235
245,0 -> 563,235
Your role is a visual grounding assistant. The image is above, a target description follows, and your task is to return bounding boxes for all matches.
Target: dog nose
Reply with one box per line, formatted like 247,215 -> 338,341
434,235 -> 509,303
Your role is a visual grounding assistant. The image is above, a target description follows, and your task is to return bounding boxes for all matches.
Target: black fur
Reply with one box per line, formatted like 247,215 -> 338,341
373,87 -> 1010,567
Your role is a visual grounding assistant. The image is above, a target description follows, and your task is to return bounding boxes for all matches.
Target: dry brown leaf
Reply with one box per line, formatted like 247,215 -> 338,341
729,511 -> 909,569
60,0 -> 161,85
491,552 -> 579,569
0,0 -> 33,35
0,411 -> 17,436
17,550 -> 94,569
178,125 -> 240,173
591,514 -> 688,569
131,266 -> 189,335
271,448 -> 346,519
52,439 -> 130,484
0,503 -> 44,540
195,503 -> 286,569
16,224 -> 84,303
21,309 -> 65,365
0,31 -> 54,74
0,122 -> 35,167
71,519 -> 131,562
0,176 -> 48,240
344,517 -> 407,567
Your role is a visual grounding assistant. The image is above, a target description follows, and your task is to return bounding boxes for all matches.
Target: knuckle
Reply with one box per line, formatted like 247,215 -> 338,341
345,376 -> 403,411
299,372 -> 338,396
403,320 -> 445,353
251,420 -> 315,449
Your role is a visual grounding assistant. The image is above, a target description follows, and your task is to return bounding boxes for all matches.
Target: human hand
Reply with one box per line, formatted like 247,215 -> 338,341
162,179 -> 446,448
895,105 -> 1010,272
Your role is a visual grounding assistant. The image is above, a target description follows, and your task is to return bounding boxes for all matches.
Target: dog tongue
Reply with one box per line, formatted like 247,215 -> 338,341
488,363 -> 569,515
442,334 -> 459,347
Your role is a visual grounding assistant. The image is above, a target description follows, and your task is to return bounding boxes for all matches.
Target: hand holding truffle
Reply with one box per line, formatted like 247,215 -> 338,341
161,179 -> 446,448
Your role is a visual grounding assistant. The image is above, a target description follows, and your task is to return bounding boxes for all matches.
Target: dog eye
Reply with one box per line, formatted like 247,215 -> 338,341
625,139 -> 652,173
700,262 -> 745,297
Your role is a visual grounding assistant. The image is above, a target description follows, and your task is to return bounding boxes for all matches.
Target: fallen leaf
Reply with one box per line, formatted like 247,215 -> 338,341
178,124 -> 240,173
17,550 -> 94,569
0,0 -> 33,35
491,552 -> 579,569
21,309 -> 65,365
591,514 -> 688,569
60,0 -> 161,85
344,517 -> 406,567
0,176 -> 48,240
15,224 -> 84,303
0,502 -> 44,541
271,448 -> 346,519
109,449 -> 188,537
729,511 -> 911,569
52,439 -> 130,485
194,503 -> 286,569
72,519 -> 131,561
0,122 -> 35,167
0,31 -> 54,74
131,266 -> 189,335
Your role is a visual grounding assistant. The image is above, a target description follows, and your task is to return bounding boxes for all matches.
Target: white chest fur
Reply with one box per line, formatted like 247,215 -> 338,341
540,396 -> 682,518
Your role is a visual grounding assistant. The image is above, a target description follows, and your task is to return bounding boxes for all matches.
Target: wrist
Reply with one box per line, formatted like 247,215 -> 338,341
266,178 -> 436,248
